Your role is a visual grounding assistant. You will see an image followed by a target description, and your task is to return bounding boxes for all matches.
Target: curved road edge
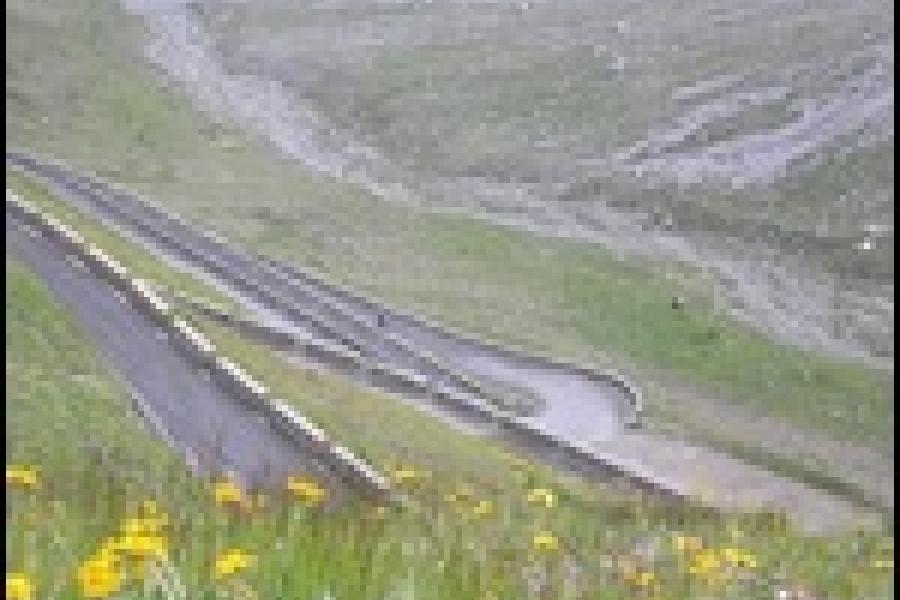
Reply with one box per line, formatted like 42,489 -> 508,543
6,190 -> 393,503
6,152 -> 888,534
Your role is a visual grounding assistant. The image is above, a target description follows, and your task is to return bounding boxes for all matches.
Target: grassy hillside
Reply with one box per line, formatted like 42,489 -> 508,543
5,0 -> 892,459
5,213 -> 895,599
178,0 -> 896,365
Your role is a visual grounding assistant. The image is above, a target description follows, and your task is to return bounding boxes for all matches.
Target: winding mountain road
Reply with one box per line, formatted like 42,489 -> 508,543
6,150 -> 883,533
6,208 -> 353,503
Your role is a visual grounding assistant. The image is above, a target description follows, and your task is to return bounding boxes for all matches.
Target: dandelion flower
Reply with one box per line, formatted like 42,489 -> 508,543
633,570 -> 657,588
213,479 -> 249,508
109,534 -> 168,560
526,488 -> 556,508
213,549 -> 256,580
472,500 -> 493,516
76,554 -> 123,598
5,466 -> 39,490
390,469 -> 421,484
688,549 -> 727,586
100,533 -> 166,581
532,532 -> 559,552
689,549 -> 721,572
722,547 -> 757,569
120,515 -> 167,537
285,476 -> 327,507
6,572 -> 34,600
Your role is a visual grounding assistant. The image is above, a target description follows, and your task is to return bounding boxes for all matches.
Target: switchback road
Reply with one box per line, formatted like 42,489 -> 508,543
7,150 -> 884,533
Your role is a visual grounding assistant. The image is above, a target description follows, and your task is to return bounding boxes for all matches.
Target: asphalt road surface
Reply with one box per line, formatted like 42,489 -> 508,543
6,209 -> 351,503
7,151 -> 885,533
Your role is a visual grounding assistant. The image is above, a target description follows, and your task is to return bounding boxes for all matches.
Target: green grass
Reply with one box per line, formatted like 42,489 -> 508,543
6,158 -> 895,599
208,0 -> 889,177
363,213 -> 893,448
5,0 -> 895,596
6,256 -> 541,600
9,164 -> 893,512
5,0 -> 891,488
6,169 -> 238,313
199,0 -> 893,310
6,254 -> 895,600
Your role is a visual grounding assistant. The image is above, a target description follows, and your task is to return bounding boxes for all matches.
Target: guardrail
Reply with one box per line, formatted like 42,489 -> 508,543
7,153 -> 679,502
7,149 -> 643,422
175,287 -> 675,496
6,190 -> 394,502
10,150 -> 891,528
6,152 -> 520,417
262,258 -> 645,423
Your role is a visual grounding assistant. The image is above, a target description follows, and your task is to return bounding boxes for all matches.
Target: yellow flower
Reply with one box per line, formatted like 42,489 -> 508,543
721,547 -> 757,569
120,515 -> 167,537
101,507 -> 170,577
390,468 -> 422,485
631,570 -> 657,588
471,500 -> 493,516
76,554 -> 123,598
688,549 -> 728,586
5,572 -> 34,600
689,549 -> 720,572
108,534 -> 168,559
873,559 -> 893,570
5,466 -> 39,490
532,532 -> 559,552
285,476 -> 327,507
213,549 -> 256,580
99,534 -> 166,581
213,479 -> 249,509
526,488 -> 556,508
